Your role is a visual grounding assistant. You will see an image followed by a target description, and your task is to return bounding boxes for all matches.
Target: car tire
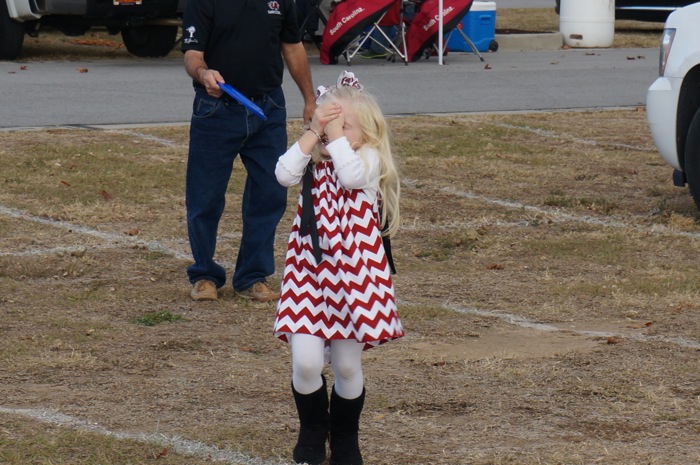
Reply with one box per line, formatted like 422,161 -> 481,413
0,0 -> 25,60
121,25 -> 178,58
684,107 -> 700,210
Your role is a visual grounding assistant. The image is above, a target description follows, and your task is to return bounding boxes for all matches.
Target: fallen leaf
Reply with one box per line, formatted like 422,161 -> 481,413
70,38 -> 121,48
484,63 -> 492,70
60,180 -> 71,187
20,65 -> 27,70
607,337 -> 619,344
77,67 -> 89,73
154,448 -> 169,459
487,264 -> 504,270
100,189 -> 112,201
626,321 -> 654,329
125,229 -> 140,236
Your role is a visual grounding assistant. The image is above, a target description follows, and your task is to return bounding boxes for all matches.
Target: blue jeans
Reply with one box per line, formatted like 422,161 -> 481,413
186,86 -> 288,291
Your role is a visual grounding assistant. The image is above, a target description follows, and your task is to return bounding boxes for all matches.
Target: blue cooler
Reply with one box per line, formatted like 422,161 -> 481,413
446,1 -> 497,53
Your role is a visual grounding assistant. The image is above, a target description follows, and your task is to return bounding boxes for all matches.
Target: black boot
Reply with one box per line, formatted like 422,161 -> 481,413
292,376 -> 329,465
329,386 -> 365,465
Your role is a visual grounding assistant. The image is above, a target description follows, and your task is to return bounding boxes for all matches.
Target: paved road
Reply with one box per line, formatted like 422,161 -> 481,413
0,46 -> 657,130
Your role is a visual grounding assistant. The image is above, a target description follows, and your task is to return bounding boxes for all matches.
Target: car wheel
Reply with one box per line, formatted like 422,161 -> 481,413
0,0 -> 25,60
684,107 -> 700,210
121,25 -> 178,58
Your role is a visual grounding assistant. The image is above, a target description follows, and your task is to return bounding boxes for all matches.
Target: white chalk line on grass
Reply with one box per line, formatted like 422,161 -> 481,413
442,303 -> 700,350
0,407 -> 291,465
4,189 -> 700,350
110,129 -> 187,149
433,183 -> 700,241
489,122 -> 652,152
0,205 -> 192,262
0,243 -> 114,257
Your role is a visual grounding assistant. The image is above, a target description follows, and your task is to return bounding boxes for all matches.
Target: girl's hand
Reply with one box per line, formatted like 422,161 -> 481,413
324,109 -> 344,142
310,101 -> 342,135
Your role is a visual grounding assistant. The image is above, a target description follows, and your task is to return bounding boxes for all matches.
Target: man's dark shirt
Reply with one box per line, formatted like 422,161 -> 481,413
182,0 -> 301,97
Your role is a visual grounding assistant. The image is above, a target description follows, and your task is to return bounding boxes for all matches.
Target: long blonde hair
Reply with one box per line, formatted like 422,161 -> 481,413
318,85 -> 401,237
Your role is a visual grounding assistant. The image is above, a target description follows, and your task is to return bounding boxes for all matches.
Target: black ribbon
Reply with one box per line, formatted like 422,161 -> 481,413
380,208 -> 397,275
301,163 -> 322,264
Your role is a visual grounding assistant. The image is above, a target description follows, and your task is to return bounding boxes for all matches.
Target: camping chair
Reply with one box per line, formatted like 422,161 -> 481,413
299,0 -> 329,48
440,22 -> 485,61
320,0 -> 408,65
404,0 -> 483,63
343,0 -> 408,64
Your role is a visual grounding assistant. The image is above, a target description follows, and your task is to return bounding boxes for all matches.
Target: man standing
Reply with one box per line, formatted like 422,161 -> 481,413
182,0 -> 316,302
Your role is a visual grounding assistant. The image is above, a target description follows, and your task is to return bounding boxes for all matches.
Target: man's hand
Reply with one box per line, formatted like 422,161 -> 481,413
197,68 -> 225,98
184,50 -> 224,98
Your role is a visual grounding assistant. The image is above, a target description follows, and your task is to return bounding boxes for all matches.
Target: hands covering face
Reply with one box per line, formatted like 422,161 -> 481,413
312,101 -> 343,142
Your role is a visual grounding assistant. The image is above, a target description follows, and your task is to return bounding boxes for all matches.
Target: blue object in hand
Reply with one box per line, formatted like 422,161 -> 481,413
219,83 -> 267,121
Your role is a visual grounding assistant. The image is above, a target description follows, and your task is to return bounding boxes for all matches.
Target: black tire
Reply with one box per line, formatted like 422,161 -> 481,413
684,107 -> 700,210
121,25 -> 178,58
488,40 -> 498,52
0,0 -> 25,60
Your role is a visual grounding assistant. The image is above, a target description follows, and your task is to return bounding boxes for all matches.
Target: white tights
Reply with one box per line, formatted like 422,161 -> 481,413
290,333 -> 364,399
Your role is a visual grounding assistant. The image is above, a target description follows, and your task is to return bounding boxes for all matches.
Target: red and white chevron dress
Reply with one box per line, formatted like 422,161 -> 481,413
273,138 -> 404,350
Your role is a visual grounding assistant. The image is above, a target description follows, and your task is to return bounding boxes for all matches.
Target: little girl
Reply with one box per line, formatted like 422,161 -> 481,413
273,71 -> 404,465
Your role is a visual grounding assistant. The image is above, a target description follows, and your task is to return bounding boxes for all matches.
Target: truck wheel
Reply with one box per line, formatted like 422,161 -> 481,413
0,0 -> 25,60
683,107 -> 700,210
121,25 -> 178,58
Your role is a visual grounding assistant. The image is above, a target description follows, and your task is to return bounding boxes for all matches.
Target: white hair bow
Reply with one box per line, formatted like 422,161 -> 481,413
315,70 -> 364,103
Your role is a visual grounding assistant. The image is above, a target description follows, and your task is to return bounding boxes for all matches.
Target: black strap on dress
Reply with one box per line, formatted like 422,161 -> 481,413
380,207 -> 397,275
300,162 -> 396,274
301,163 -> 323,263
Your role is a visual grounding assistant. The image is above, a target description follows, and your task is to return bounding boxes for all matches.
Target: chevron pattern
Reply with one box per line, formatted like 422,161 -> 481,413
274,161 -> 404,350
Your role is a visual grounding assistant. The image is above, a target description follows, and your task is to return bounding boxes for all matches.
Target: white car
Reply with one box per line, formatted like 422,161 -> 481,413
646,2 -> 700,209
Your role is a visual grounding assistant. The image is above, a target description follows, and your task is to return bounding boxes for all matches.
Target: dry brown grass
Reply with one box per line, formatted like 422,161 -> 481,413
496,7 -> 664,49
1,109 -> 699,464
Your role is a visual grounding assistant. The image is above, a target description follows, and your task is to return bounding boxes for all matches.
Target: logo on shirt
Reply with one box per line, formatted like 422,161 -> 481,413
183,25 -> 198,44
267,1 -> 281,15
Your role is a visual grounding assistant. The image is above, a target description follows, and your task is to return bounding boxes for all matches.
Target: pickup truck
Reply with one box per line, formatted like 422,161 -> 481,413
0,0 -> 184,60
646,3 -> 700,210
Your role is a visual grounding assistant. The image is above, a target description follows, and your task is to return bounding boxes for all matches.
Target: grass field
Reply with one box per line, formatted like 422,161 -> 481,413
1,109 -> 699,464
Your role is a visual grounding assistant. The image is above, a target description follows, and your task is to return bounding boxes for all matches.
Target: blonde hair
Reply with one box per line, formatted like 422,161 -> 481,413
318,85 -> 401,237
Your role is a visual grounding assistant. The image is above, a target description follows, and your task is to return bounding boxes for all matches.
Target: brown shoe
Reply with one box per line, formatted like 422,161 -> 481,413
190,279 -> 218,301
237,281 -> 280,302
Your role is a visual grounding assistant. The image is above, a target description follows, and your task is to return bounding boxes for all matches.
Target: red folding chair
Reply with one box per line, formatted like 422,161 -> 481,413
320,0 -> 407,65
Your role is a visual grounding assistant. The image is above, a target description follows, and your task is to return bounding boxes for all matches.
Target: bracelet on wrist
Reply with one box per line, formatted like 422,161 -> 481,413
307,127 -> 323,143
